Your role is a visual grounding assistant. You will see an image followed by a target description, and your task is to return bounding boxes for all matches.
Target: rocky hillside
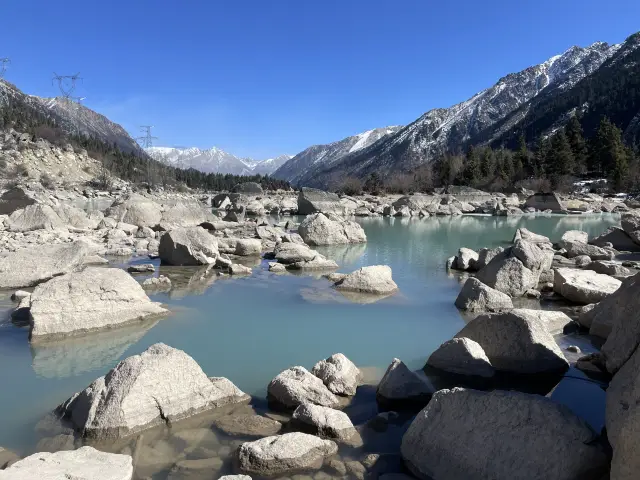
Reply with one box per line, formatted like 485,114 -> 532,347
272,127 -> 402,185
295,32 -> 640,188
146,147 -> 292,176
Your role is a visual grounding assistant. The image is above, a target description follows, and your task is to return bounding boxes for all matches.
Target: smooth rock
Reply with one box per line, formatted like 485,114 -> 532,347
230,264 -> 252,275
213,414 -> 282,438
561,230 -> 589,246
311,353 -> 361,396
510,308 -> 573,335
621,211 -> 640,245
298,213 -> 366,246
454,277 -> 513,312
268,366 -> 340,409
426,337 -> 494,378
159,227 -> 219,266
564,241 -> 614,260
298,188 -> 345,216
106,194 -> 162,228
6,204 -> 64,232
291,403 -> 362,446
127,264 -> 155,273
553,268 -> 621,304
235,239 -> 262,256
334,265 -> 398,295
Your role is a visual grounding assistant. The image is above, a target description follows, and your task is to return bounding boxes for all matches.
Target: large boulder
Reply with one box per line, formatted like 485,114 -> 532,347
57,343 -> 250,439
273,242 -> 338,270
476,254 -> 537,297
235,239 -> 262,256
311,353 -> 361,396
28,267 -> 168,340
524,192 -> 566,213
512,227 -> 551,245
512,239 -> 553,273
553,268 -> 621,304
621,211 -> 640,245
401,388 -> 607,480
0,240 -> 91,289
606,346 -> 640,480
234,182 -> 264,195
471,247 -> 504,271
426,338 -> 494,378
298,213 -> 366,246
0,446 -> 133,480
268,366 -> 340,409
333,265 -> 398,295
291,403 -> 362,446
591,226 -> 640,251
453,248 -> 478,271
159,226 -> 219,265
454,277 -> 513,312
0,186 -> 36,215
586,260 -> 632,277
510,308 -> 572,335
6,204 -> 64,232
52,204 -> 95,229
376,358 -> 434,408
158,200 -> 212,229
560,230 -> 589,247
106,194 -> 162,228
298,188 -> 345,215
563,241 -> 614,260
454,311 -> 568,374
236,432 -> 337,477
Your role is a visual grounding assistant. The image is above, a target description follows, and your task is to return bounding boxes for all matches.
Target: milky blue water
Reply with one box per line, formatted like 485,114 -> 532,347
0,214 -> 621,456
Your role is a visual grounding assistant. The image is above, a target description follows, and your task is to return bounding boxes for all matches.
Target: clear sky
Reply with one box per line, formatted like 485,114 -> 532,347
2,0 -> 639,159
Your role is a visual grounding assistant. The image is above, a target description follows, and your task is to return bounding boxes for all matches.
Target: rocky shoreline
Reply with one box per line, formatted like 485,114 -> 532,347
0,183 -> 638,479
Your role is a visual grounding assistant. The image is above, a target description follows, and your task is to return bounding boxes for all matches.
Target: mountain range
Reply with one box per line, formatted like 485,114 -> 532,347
145,146 -> 292,176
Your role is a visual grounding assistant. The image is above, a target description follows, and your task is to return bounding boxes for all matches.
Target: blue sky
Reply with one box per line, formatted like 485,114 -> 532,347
3,0 -> 639,159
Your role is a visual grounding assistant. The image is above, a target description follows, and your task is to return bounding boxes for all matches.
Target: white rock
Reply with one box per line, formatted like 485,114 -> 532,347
426,338 -> 494,378
292,403 -> 362,446
311,353 -> 361,396
510,308 -> 573,335
159,226 -> 219,266
268,366 -> 340,409
6,204 -> 65,232
454,277 -> 513,312
298,213 -> 366,246
553,268 -> 621,304
376,358 -> 434,407
560,230 -> 589,246
453,248 -> 478,271
334,265 -> 398,295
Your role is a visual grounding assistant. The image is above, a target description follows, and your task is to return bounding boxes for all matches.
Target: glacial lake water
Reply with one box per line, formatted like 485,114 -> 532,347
0,213 -> 621,470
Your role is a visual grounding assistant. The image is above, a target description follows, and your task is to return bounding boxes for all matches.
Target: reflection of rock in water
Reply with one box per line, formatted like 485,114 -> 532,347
315,243 -> 367,265
157,265 -> 221,298
300,284 -> 406,305
30,320 -> 158,379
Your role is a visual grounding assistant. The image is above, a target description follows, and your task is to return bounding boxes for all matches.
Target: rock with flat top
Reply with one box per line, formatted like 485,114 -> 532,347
0,446 -> 133,480
291,403 -> 362,446
334,265 -> 398,295
235,239 -> 262,256
159,226 -> 218,266
236,432 -> 338,476
268,366 -> 340,409
29,267 -> 168,340
563,241 -> 613,260
455,277 -> 513,312
127,264 -> 155,273
57,343 -> 250,440
510,308 -> 573,335
298,188 -> 345,215
311,353 -> 361,396
455,311 -> 568,374
273,242 -> 317,264
586,260 -> 632,277
561,230 -> 589,247
426,338 -> 494,378
298,213 -> 366,246
401,388 -> 607,480
553,268 -> 621,304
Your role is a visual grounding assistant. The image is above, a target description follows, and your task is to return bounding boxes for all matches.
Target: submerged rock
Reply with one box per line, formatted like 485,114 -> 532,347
159,226 -> 219,266
312,353 -> 361,396
213,414 -> 282,438
426,338 -> 494,378
291,403 -> 362,446
553,268 -> 621,304
333,265 -> 398,295
57,343 -> 250,439
0,446 -> 133,480
560,230 -> 589,247
298,213 -> 366,246
236,432 -> 338,476
401,388 -> 607,480
29,267 -> 168,340
268,366 -> 340,410
454,277 -> 513,312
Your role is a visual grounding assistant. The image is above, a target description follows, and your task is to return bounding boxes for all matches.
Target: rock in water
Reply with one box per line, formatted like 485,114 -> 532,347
426,338 -> 494,378
298,213 -> 366,246
291,403 -> 362,446
560,230 -> 589,247
453,248 -> 478,271
334,265 -> 398,295
298,187 -> 345,215
312,353 -> 361,396
454,277 -> 513,312
476,255 -> 537,297
376,358 -> 434,408
621,211 -> 640,245
454,311 -> 568,374
235,239 -> 262,256
268,366 -> 340,409
6,204 -> 64,232
591,226 -> 640,251
553,268 -> 621,304
159,226 -> 219,266
472,247 -> 504,271
28,267 -> 167,340
606,346 -> 640,480
0,240 -> 91,289
57,343 -> 250,439
0,446 -> 133,480
401,388 -> 607,480
512,227 -> 551,245
236,432 -> 338,476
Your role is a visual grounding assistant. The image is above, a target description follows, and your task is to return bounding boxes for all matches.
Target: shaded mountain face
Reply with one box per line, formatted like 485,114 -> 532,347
295,37 -> 635,188
272,126 -> 402,185
0,80 -> 143,155
146,146 -> 292,176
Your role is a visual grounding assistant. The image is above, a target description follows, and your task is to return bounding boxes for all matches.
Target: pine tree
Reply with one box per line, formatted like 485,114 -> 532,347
565,116 -> 587,174
464,145 -> 482,186
534,137 -> 551,177
481,148 -> 496,179
590,117 -> 628,181
514,135 -> 531,179
548,131 -> 575,176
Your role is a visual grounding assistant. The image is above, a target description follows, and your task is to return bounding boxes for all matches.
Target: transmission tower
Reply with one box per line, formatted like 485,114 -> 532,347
0,58 -> 10,79
136,126 -> 158,148
52,72 -> 83,102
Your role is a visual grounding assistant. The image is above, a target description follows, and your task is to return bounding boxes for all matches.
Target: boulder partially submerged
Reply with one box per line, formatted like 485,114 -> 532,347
426,338 -> 494,378
376,358 -> 434,408
554,268 -> 621,304
311,353 -> 361,396
272,242 -> 338,270
291,403 -> 362,446
159,226 -> 219,266
401,388 -> 607,480
333,265 -> 398,295
454,277 -> 513,312
268,366 -> 340,410
298,188 -> 345,215
29,267 -> 168,340
298,213 -> 366,246
57,343 -> 250,439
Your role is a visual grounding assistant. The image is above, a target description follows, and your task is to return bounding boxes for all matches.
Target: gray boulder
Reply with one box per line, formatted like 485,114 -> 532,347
224,207 -> 246,223
376,358 -> 434,407
453,248 -> 478,271
563,241 -> 614,260
512,239 -> 553,272
311,353 -> 361,396
510,308 -> 572,335
586,260 -> 632,277
476,255 -> 537,297
106,194 -> 162,228
57,343 -> 250,439
0,446 -> 133,480
29,267 -> 168,340
591,227 -> 640,251
455,311 -> 568,374
298,188 -> 345,215
0,240 -> 91,289
471,247 -> 504,271
291,403 -> 362,446
512,227 -> 551,245
298,213 -> 366,246
273,242 -> 318,264
560,230 -> 589,247
426,338 -> 494,378
159,227 -> 219,266
212,414 -> 282,438
454,277 -> 513,312
401,388 -> 607,480
234,182 -> 263,194
0,186 -> 36,215
7,204 -> 64,232
334,265 -> 398,295
235,239 -> 262,256
553,268 -> 621,304
53,204 -> 95,229
268,366 -> 340,409
621,211 -> 640,245
523,192 -> 566,213
236,432 -> 337,476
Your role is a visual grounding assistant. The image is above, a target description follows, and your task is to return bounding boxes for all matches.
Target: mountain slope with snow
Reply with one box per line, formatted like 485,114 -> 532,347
272,126 -> 402,184
296,40 -> 624,188
146,146 -> 292,176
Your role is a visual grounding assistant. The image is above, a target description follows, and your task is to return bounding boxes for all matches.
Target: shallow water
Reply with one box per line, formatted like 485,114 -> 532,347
0,214 -> 620,476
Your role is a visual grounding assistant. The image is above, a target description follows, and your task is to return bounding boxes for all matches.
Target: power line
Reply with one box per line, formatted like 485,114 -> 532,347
52,72 -> 83,102
0,58 -> 10,79
136,125 -> 158,148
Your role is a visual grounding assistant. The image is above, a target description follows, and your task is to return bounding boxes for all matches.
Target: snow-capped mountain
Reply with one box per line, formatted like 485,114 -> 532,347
0,79 -> 143,155
294,40 -> 624,188
272,126 -> 402,184
146,146 -> 292,176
